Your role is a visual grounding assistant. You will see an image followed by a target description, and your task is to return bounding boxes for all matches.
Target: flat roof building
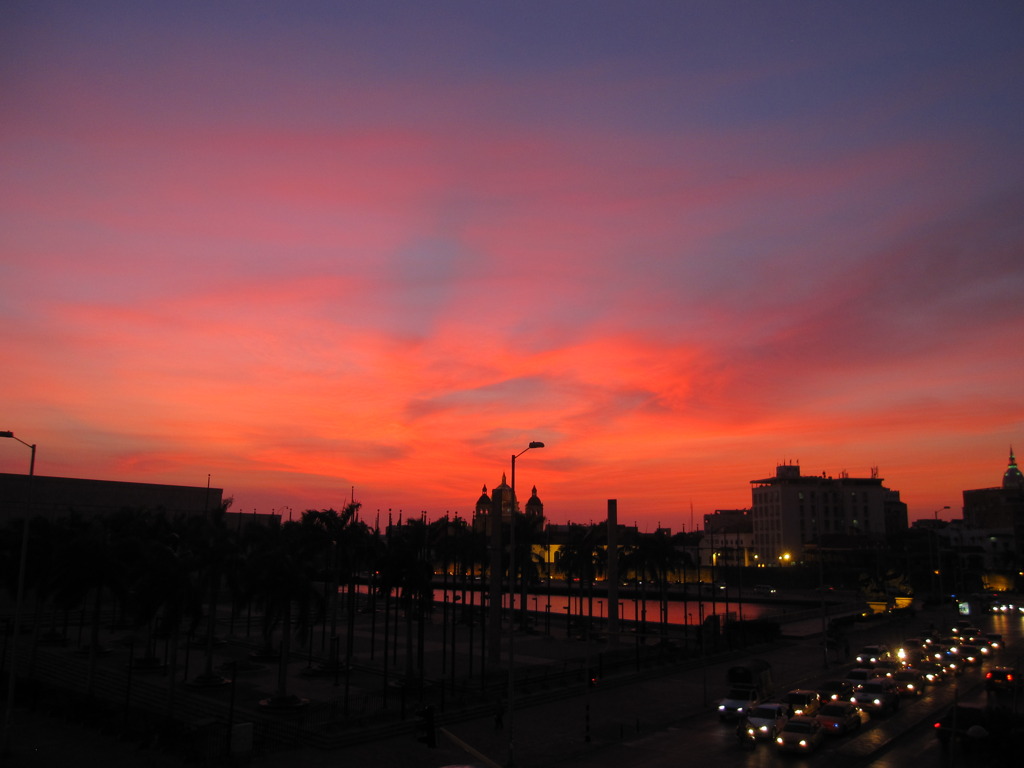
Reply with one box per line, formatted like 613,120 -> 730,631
0,472 -> 223,523
750,463 -> 905,564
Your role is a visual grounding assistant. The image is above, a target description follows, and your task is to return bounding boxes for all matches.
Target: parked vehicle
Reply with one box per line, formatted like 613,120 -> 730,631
776,716 -> 825,754
816,701 -> 867,736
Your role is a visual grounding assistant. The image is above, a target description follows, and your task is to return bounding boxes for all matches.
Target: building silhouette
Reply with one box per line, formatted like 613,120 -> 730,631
749,463 -> 907,564
958,447 -> 1024,583
0,472 -> 223,523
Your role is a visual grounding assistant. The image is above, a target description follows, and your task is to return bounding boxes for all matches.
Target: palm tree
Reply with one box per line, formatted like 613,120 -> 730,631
244,517 -> 322,705
50,512 -> 131,696
626,529 -> 690,639
376,519 -> 434,684
513,512 -> 546,629
185,502 -> 236,685
555,524 -> 604,634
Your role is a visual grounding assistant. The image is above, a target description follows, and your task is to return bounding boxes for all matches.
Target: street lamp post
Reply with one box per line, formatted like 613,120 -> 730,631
931,506 -> 950,598
1,430 -> 36,756
507,440 -> 543,768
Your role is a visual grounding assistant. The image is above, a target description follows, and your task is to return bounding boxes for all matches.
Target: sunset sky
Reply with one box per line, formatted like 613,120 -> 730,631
2,2 -> 1023,528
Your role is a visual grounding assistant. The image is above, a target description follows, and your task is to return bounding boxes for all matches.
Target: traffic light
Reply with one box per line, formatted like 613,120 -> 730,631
416,706 -> 436,747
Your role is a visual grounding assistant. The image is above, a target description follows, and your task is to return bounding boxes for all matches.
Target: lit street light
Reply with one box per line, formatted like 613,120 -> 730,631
1,430 -> 36,756
507,440 -> 543,768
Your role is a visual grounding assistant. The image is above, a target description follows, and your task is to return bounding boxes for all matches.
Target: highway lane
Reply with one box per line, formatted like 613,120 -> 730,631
551,603 -> 1023,768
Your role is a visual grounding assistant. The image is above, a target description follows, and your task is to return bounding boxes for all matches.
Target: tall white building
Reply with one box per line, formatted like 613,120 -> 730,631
750,463 -> 905,563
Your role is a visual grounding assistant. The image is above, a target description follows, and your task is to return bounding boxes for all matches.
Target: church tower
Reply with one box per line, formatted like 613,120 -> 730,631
1003,447 -> 1024,492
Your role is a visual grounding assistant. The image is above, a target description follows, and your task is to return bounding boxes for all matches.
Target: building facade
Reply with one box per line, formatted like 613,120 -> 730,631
702,508 -> 755,567
960,448 -> 1024,582
749,463 -> 906,563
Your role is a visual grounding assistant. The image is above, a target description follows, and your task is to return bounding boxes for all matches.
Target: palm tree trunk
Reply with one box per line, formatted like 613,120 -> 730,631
86,586 -> 103,697
276,599 -> 291,701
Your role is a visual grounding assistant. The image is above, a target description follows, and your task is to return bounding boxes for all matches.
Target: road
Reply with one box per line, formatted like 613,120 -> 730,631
546,606 -> 1023,768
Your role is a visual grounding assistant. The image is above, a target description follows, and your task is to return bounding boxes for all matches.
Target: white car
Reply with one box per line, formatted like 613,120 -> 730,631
743,702 -> 789,740
855,644 -> 891,665
853,677 -> 901,715
718,687 -> 760,721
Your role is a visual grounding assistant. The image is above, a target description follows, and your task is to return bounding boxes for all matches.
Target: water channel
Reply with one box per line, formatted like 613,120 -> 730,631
428,585 -> 779,626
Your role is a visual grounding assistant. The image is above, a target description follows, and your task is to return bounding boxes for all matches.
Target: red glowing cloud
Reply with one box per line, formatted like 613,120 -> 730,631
2,3 -> 1023,525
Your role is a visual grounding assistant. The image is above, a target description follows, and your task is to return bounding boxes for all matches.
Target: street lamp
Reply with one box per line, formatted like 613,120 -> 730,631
1,430 -> 36,755
507,440 -> 543,768
931,506 -> 950,598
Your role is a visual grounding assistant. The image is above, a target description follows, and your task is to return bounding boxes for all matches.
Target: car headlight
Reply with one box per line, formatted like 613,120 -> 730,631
873,698 -> 881,706
777,737 -> 784,745
799,739 -> 808,747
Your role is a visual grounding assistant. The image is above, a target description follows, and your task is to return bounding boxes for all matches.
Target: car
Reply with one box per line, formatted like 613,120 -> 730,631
718,687 -> 761,721
845,668 -> 874,690
958,645 -> 984,666
754,584 -> 777,594
954,626 -> 984,644
855,644 -> 891,666
912,661 -> 947,684
902,648 -> 931,667
985,666 -> 1019,691
873,659 -> 903,678
928,645 -> 962,675
985,633 -> 1003,650
743,702 -> 789,740
784,689 -> 822,717
853,677 -> 901,715
817,679 -> 855,702
775,715 -> 825,753
893,669 -> 925,697
816,701 -> 867,736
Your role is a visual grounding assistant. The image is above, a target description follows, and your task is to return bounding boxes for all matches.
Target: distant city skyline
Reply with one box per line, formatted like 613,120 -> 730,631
2,3 -> 1022,527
